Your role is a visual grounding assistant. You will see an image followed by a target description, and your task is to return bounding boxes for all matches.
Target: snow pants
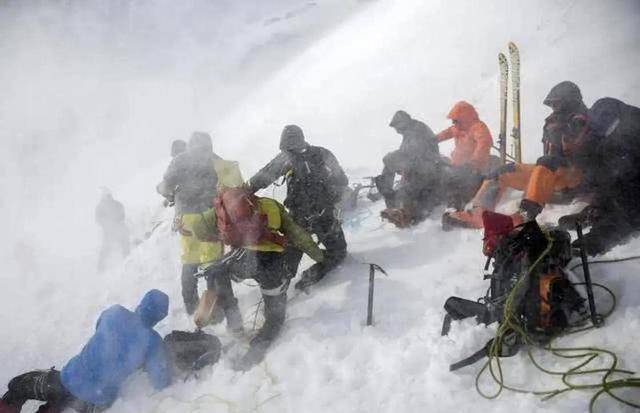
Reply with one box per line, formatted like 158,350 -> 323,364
473,163 -> 582,210
207,249 -> 295,348
97,225 -> 130,272
287,209 -> 347,286
1,370 -> 102,413
177,213 -> 224,313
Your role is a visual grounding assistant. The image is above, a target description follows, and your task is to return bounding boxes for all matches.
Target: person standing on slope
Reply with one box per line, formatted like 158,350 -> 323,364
442,81 -> 590,229
247,125 -> 348,291
436,101 -> 494,210
156,132 -> 243,327
376,110 -> 443,227
0,290 -> 172,413
95,189 -> 130,272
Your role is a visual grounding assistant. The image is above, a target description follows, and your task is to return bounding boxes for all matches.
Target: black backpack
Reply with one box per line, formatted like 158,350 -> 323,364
442,214 -> 585,370
285,146 -> 342,212
164,330 -> 221,372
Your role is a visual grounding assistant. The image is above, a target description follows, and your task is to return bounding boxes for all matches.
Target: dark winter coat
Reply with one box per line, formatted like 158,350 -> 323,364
159,148 -> 220,214
95,196 -> 125,228
586,98 -> 640,216
249,145 -> 348,216
542,81 -> 589,159
395,118 -> 440,166
60,290 -> 171,407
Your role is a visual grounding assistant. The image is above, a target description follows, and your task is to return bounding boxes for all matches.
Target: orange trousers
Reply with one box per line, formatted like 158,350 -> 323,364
473,163 -> 582,210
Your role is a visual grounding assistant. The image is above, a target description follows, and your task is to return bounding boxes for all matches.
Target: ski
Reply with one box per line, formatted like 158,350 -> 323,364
498,52 -> 509,164
508,42 -> 522,163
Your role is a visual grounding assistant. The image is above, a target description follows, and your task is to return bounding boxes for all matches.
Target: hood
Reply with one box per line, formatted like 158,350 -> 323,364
188,131 -> 213,153
447,101 -> 479,130
135,289 -> 169,327
543,81 -> 583,109
389,110 -> 412,130
589,97 -> 624,138
279,124 -> 307,152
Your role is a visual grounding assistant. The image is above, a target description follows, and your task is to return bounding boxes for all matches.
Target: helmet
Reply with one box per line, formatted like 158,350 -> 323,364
188,132 -> 213,153
171,139 -> 187,157
279,124 -> 307,152
389,110 -> 412,130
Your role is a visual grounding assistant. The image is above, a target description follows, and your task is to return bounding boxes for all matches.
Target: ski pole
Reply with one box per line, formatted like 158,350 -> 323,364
366,263 -> 388,326
575,222 -> 602,327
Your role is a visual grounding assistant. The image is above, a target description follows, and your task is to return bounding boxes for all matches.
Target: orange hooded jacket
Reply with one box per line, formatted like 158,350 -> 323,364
436,101 -> 493,171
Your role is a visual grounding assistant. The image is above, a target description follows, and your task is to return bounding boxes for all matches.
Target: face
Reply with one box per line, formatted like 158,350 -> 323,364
548,100 -> 564,113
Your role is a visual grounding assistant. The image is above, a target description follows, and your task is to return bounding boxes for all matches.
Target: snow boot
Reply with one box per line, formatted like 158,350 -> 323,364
35,403 -> 64,413
380,207 -> 413,228
442,207 -> 485,231
513,199 -> 543,226
558,205 -> 600,230
0,400 -> 19,413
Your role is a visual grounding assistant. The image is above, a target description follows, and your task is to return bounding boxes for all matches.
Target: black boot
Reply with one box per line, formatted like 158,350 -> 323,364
518,199 -> 543,222
233,293 -> 286,371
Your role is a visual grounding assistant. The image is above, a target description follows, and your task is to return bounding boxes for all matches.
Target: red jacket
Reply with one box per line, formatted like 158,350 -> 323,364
436,101 -> 493,171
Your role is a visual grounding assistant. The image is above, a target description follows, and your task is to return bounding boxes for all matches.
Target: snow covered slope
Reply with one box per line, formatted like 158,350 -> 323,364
1,0 -> 639,412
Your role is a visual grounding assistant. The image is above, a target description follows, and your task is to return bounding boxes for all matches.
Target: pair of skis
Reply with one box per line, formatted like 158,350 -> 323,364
497,42 -> 521,164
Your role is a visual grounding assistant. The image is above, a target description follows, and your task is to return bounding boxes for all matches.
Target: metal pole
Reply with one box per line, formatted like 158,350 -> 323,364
367,264 -> 375,326
575,222 -> 602,327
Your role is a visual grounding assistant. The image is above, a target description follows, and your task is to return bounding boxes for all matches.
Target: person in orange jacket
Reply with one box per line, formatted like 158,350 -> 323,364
442,81 -> 590,230
436,101 -> 493,209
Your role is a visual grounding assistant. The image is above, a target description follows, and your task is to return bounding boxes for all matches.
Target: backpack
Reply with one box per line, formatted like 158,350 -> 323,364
285,146 -> 342,211
214,188 -> 287,248
163,330 -> 221,371
442,211 -> 585,370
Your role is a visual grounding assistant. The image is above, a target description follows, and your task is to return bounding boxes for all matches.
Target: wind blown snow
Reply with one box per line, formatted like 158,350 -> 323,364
1,0 -> 639,412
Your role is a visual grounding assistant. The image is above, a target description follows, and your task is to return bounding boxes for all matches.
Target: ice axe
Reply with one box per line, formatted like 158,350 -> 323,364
366,263 -> 388,326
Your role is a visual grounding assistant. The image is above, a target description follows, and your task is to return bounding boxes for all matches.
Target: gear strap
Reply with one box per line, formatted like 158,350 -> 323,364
450,341 -> 491,371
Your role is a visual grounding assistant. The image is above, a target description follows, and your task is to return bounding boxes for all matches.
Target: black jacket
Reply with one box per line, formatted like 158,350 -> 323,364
249,145 -> 348,216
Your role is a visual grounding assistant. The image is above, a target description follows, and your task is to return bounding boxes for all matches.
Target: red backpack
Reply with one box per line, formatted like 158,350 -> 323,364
214,188 -> 286,248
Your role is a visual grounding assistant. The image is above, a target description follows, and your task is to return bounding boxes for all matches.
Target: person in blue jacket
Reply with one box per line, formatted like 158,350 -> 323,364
0,290 -> 172,413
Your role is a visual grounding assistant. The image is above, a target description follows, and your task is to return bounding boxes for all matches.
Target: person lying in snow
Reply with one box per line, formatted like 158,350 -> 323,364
191,188 -> 325,371
442,81 -> 592,230
558,97 -> 640,255
376,110 -> 444,227
0,290 -> 221,413
436,101 -> 494,210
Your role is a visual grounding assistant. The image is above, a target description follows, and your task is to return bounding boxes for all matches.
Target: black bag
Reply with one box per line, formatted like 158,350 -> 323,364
442,216 -> 585,370
164,330 -> 221,372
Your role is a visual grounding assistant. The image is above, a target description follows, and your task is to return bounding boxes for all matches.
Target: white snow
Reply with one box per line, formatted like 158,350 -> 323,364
1,0 -> 639,412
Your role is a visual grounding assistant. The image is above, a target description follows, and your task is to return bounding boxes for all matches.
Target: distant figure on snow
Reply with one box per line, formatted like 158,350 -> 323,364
95,188 -> 130,272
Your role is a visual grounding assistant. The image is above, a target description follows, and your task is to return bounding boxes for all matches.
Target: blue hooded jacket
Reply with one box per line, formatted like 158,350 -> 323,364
60,290 -> 172,407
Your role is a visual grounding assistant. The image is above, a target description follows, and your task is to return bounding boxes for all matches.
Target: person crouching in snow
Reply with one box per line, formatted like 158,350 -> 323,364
191,188 -> 325,371
376,110 -> 443,227
558,97 -> 640,255
442,81 -> 590,230
0,290 -> 172,413
436,101 -> 494,210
